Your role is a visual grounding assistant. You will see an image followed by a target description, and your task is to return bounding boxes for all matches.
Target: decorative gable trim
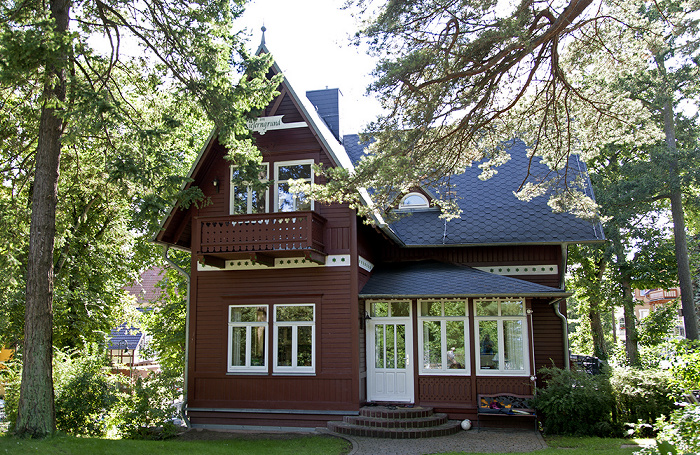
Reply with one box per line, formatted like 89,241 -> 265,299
473,265 -> 558,276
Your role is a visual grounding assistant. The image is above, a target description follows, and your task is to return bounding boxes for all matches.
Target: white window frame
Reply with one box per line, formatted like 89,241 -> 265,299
417,299 -> 470,375
273,159 -> 314,212
229,163 -> 269,215
227,305 -> 268,373
399,192 -> 429,210
273,303 -> 316,374
474,298 -> 530,376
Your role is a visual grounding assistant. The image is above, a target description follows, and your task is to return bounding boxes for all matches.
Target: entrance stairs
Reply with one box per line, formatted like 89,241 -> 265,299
327,405 -> 461,439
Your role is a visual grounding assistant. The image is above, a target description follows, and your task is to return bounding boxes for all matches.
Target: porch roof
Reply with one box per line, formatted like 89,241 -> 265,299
359,261 -> 571,299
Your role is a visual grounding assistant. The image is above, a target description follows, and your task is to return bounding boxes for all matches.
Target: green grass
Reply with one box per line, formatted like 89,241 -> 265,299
439,435 -> 654,455
0,433 -> 351,455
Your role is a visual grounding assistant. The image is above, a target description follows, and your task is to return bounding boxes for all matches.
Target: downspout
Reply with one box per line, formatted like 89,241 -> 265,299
163,245 -> 192,428
550,298 -> 570,370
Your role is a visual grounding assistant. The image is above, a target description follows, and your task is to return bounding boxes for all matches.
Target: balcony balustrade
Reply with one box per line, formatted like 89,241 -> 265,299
194,211 -> 326,267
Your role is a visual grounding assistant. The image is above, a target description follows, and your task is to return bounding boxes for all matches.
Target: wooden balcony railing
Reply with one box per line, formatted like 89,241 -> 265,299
194,211 -> 326,267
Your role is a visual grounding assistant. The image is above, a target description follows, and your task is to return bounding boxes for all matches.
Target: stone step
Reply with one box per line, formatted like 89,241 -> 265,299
327,419 -> 462,439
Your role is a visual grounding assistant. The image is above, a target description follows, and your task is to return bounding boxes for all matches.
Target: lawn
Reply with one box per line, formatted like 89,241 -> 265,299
0,432 -> 653,455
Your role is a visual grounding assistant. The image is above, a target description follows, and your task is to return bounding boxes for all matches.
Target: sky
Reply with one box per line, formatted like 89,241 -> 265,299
238,0 -> 382,134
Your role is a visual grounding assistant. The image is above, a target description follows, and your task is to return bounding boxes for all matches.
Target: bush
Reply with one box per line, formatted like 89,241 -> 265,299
110,371 -> 181,439
535,366 -> 618,436
0,357 -> 21,431
611,367 -> 682,432
53,346 -> 121,436
636,404 -> 700,455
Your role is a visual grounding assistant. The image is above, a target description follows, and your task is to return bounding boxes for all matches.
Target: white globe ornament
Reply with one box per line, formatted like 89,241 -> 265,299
460,419 -> 472,430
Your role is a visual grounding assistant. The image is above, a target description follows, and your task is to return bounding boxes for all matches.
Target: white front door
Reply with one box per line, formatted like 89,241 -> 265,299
366,301 -> 414,402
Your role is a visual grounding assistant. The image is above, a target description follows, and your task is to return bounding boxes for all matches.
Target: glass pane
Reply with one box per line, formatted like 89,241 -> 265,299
386,324 -> 396,368
420,301 -> 441,317
504,320 -> 525,370
446,321 -> 466,369
232,185 -> 249,214
396,324 -> 406,369
402,194 -> 428,207
502,300 -> 524,316
277,326 -> 293,366
479,320 -> 499,370
476,300 -> 498,316
392,301 -> 410,317
278,164 -> 311,181
231,306 -> 266,323
444,301 -> 466,317
278,182 -> 295,212
251,326 -> 265,367
231,327 -> 246,367
276,305 -> 313,321
423,321 -> 442,369
297,326 -> 313,367
251,186 -> 266,214
375,324 -> 385,368
371,302 -> 389,317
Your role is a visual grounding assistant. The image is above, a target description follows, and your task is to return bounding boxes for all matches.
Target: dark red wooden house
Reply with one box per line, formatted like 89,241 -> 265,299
155,41 -> 604,432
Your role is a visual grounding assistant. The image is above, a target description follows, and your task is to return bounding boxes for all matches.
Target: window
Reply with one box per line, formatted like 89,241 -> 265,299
474,298 -> 529,374
418,300 -> 469,374
273,304 -> 315,373
230,164 -> 269,215
274,160 -> 313,212
228,305 -> 268,373
399,192 -> 429,209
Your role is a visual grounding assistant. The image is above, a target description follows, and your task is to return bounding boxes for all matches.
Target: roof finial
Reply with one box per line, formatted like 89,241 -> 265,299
261,25 -> 266,46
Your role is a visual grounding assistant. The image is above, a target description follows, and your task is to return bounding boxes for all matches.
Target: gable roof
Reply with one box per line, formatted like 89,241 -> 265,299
359,261 -> 571,299
343,135 -> 604,247
108,323 -> 144,351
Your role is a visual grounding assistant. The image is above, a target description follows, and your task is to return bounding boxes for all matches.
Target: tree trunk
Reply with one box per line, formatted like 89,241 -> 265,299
588,308 -> 608,359
662,99 -> 698,340
15,0 -> 70,438
621,279 -> 639,365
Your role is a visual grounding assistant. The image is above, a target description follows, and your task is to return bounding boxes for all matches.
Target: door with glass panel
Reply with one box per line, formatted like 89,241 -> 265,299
366,300 -> 414,402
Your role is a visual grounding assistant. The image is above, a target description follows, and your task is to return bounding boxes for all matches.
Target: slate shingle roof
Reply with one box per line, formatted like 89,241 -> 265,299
108,323 -> 144,351
343,135 -> 604,246
359,261 -> 570,298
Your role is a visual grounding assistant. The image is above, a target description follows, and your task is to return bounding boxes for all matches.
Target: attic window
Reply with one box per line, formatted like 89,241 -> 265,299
399,193 -> 429,209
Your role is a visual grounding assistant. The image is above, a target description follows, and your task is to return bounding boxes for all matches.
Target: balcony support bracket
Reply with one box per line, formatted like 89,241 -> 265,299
304,250 -> 326,265
198,255 -> 227,269
248,252 -> 275,267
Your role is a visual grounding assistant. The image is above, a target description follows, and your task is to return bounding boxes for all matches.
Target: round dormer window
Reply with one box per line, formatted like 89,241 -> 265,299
399,192 -> 429,209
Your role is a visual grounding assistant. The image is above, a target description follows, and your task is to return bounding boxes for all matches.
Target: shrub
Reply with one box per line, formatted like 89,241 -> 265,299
611,367 -> 682,432
636,404 -> 700,455
53,345 -> 121,436
0,356 -> 21,431
535,366 -> 618,436
110,371 -> 181,439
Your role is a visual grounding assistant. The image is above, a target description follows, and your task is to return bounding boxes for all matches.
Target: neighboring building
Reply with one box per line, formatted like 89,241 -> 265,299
108,268 -> 166,378
154,39 -> 603,430
615,287 -> 685,340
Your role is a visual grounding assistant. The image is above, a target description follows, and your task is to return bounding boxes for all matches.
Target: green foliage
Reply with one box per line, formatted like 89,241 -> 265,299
110,372 -> 181,440
535,366 -> 618,437
638,302 -> 681,347
611,367 -> 682,431
0,356 -> 21,431
636,404 -> 700,455
53,346 -> 121,436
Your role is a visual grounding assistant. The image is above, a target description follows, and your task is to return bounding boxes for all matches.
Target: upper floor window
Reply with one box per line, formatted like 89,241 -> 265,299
474,298 -> 529,375
418,299 -> 470,375
230,164 -> 269,215
275,160 -> 314,212
399,192 -> 429,209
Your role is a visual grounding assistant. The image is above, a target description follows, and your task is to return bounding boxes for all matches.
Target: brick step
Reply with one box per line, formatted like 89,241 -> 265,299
359,405 -> 435,420
343,412 -> 449,429
327,419 -> 462,439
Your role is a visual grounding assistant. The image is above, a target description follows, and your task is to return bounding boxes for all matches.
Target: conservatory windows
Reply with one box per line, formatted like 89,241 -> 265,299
418,300 -> 470,375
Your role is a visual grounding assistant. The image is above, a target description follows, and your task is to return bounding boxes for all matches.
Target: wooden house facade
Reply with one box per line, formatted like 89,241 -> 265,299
155,42 -> 604,430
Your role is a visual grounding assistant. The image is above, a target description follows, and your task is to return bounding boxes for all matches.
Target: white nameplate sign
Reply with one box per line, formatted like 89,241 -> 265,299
247,115 -> 308,135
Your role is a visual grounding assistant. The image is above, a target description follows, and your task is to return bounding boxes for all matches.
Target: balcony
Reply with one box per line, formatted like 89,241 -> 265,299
194,211 -> 327,268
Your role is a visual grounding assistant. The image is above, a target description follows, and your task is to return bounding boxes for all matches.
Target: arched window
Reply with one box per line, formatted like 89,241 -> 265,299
399,192 -> 429,209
